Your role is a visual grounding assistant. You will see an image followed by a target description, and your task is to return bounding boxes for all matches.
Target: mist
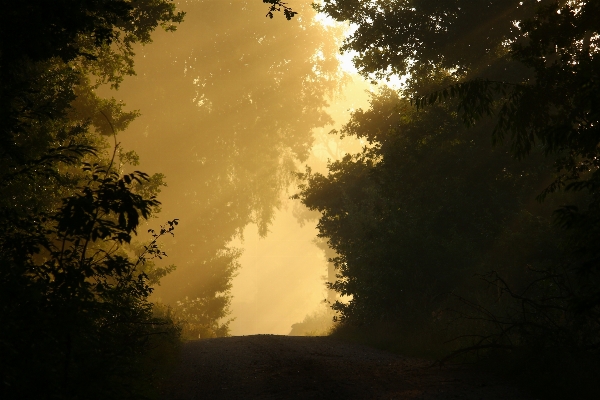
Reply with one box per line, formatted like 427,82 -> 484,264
103,0 -> 372,335
6,1 -> 598,399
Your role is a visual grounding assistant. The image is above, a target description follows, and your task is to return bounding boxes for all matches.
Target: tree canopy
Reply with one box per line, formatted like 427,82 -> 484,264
112,0 -> 346,306
296,88 -> 560,326
305,1 -> 600,396
0,1 -> 186,398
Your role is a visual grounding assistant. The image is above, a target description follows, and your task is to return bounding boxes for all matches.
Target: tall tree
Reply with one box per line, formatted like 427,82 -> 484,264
112,0 -> 346,309
310,1 -> 600,395
315,0 -> 545,87
296,88 -> 559,330
317,0 -> 600,226
0,1 -> 185,398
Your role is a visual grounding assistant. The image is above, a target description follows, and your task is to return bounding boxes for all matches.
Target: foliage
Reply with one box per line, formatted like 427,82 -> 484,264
289,304 -> 336,336
314,0 -> 542,84
1,0 -> 185,171
0,1 -> 186,398
0,162 -> 180,399
413,2 -> 600,195
312,0 -> 600,396
0,0 -> 184,67
263,0 -> 297,20
175,293 -> 234,340
0,0 -> 184,225
115,0 -> 346,306
447,267 -> 600,359
412,3 -> 600,306
296,88 -> 558,324
171,247 -> 240,340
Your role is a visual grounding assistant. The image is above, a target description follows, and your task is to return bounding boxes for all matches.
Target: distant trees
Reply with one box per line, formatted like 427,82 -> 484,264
115,0 -> 347,315
0,1 -> 185,398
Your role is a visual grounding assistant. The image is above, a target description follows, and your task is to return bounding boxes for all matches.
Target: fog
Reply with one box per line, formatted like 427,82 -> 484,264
227,76 -> 372,335
105,0 -> 373,335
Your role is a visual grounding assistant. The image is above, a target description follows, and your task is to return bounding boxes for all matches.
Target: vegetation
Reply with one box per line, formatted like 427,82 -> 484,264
299,1 -> 600,397
4,0 -> 598,397
111,0 -> 347,312
289,304 -> 336,337
0,1 -> 328,397
0,1 -> 186,398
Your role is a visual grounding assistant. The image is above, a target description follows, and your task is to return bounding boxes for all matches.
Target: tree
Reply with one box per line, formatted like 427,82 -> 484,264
112,0 -> 347,310
0,0 -> 184,166
0,157 -> 183,399
296,88 -> 559,329
0,1 -> 186,398
406,1 -> 600,311
317,1 -> 600,236
311,1 -> 600,395
315,0 -> 544,85
0,0 -> 184,234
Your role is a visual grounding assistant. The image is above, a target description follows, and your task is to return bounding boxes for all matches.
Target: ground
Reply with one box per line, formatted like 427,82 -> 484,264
160,335 -> 534,400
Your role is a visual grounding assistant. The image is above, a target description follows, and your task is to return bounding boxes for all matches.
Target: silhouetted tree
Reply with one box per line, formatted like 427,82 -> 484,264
309,1 -> 599,396
0,1 -> 185,398
296,88 -> 559,327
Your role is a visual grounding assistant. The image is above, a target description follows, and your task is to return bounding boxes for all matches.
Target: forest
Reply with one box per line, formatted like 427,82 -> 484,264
1,0 -> 598,399
297,1 -> 599,398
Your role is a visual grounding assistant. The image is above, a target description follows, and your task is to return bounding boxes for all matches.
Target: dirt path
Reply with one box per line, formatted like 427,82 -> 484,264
160,335 -> 532,400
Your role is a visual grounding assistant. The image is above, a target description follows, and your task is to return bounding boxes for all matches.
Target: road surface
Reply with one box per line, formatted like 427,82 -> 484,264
160,335 -> 531,400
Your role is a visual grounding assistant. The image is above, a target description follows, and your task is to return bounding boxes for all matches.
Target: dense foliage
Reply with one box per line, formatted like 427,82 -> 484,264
0,1 -> 185,398
0,1 -> 324,396
297,88 -> 561,335
301,1 -> 600,397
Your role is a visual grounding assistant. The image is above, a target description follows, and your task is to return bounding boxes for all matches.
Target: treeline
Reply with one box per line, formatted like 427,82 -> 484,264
296,1 -> 600,398
0,2 -> 187,399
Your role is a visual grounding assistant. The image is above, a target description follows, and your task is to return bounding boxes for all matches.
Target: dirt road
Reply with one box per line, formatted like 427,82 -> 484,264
160,335 -> 532,400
